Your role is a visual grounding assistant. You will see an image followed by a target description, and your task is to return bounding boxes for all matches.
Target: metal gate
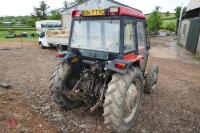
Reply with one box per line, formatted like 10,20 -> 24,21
186,17 -> 200,53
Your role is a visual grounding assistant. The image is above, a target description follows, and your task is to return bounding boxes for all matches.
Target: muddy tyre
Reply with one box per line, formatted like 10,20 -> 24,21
103,68 -> 144,132
144,65 -> 159,94
50,62 -> 80,109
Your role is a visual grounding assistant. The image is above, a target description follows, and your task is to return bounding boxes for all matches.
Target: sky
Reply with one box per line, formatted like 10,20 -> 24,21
0,0 -> 190,16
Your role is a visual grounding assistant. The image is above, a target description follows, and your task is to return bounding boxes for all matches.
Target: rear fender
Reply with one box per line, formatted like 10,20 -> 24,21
106,52 -> 144,74
105,59 -> 132,74
54,51 -> 79,65
124,53 -> 144,62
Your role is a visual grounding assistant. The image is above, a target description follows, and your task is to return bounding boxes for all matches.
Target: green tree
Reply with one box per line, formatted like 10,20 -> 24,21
182,7 -> 187,15
63,1 -> 70,9
165,22 -> 176,32
63,0 -> 84,9
15,17 -> 27,24
155,6 -> 161,11
165,11 -> 170,17
70,0 -> 84,6
32,1 -> 50,20
49,9 -> 61,20
27,18 -> 36,27
147,6 -> 163,32
174,6 -> 181,18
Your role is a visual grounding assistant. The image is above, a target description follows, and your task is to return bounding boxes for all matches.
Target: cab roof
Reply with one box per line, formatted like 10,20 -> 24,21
72,6 -> 145,19
116,6 -> 145,19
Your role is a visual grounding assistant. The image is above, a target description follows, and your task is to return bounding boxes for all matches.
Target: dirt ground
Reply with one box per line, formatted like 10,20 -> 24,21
0,37 -> 199,133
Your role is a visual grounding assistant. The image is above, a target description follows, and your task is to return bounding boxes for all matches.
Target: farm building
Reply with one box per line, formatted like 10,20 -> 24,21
179,0 -> 200,54
1,22 -> 13,26
35,20 -> 62,30
61,0 -> 141,30
16,22 -> 26,26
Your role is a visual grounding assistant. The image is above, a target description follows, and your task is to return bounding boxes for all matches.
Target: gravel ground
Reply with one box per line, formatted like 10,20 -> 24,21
0,37 -> 200,133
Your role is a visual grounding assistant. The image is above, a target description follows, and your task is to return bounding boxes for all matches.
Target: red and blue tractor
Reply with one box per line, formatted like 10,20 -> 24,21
49,6 -> 159,132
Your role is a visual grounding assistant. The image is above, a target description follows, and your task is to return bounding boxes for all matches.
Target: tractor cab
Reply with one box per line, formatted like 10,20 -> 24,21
67,6 -> 149,72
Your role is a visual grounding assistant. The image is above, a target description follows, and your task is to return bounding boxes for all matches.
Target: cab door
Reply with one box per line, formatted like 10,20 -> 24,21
123,21 -> 136,53
123,20 -> 144,66
137,21 -> 148,72
39,32 -> 49,47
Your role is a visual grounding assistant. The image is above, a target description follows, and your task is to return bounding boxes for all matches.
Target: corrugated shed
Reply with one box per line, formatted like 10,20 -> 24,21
187,0 -> 200,11
61,0 -> 119,30
185,17 -> 200,53
61,0 -> 140,30
179,19 -> 190,47
197,34 -> 200,52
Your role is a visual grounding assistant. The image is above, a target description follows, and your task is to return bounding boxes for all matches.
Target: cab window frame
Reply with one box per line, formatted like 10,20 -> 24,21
137,21 -> 147,50
123,20 -> 138,54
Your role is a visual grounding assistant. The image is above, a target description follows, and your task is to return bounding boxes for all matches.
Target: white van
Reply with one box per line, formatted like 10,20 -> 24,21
36,20 -> 69,52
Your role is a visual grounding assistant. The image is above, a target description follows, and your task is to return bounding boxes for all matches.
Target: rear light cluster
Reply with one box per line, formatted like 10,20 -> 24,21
72,10 -> 81,17
115,62 -> 126,70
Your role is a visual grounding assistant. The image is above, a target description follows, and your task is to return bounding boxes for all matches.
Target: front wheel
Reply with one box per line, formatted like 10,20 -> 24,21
39,42 -> 45,49
144,65 -> 159,94
103,68 -> 144,132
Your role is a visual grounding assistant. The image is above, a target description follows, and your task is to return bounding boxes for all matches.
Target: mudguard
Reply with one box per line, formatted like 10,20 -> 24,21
54,51 -> 79,64
105,59 -> 132,74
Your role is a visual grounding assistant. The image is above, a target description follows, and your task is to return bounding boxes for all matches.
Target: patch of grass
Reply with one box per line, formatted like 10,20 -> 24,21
0,26 -> 32,28
145,13 -> 176,19
194,52 -> 200,60
162,19 -> 177,31
161,14 -> 176,19
0,31 -> 37,38
0,113 -> 12,121
0,31 -> 6,38
163,19 -> 176,25
0,28 -> 36,31
162,17 -> 176,20
0,28 -> 38,42
146,12 -> 177,31
0,37 -> 38,42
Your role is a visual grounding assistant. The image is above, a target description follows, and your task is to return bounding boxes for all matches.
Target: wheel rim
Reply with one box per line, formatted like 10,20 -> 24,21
123,79 -> 141,123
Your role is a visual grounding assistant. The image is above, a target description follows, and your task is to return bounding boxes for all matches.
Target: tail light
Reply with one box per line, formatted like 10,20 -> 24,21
72,10 -> 80,17
55,53 -> 66,58
115,63 -> 126,70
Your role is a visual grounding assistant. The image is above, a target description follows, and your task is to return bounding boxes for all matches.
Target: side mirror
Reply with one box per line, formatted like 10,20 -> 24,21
145,23 -> 148,27
147,36 -> 151,50
147,45 -> 150,50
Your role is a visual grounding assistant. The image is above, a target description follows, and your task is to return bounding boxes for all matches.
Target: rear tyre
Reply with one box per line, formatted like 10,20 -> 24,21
144,65 -> 159,94
103,68 -> 144,132
49,62 -> 81,109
